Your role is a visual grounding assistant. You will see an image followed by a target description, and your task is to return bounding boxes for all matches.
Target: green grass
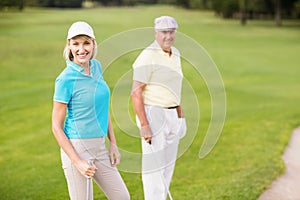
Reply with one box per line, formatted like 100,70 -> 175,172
0,5 -> 300,199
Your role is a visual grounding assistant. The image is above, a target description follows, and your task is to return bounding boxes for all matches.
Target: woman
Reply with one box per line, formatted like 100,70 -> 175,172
52,21 -> 130,200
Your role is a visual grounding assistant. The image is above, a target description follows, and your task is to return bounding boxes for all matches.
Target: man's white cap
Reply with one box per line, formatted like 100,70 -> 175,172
154,16 -> 178,31
67,21 -> 95,39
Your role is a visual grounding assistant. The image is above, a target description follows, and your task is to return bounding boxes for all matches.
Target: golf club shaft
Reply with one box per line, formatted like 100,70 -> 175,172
86,160 -> 93,200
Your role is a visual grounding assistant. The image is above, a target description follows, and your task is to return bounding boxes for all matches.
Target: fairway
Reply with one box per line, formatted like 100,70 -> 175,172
0,5 -> 300,200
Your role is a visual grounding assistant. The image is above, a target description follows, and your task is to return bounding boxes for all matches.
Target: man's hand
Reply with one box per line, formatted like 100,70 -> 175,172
141,125 -> 153,144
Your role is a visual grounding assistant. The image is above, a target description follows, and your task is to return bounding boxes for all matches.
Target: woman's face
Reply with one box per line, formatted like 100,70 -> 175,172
68,36 -> 94,67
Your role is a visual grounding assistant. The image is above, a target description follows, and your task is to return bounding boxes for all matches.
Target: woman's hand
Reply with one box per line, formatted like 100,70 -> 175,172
74,159 -> 97,178
109,143 -> 121,167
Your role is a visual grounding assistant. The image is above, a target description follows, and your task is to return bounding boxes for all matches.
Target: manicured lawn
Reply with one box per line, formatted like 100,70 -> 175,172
0,5 -> 299,199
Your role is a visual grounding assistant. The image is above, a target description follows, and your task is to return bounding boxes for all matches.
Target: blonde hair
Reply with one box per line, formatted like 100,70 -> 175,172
63,35 -> 98,61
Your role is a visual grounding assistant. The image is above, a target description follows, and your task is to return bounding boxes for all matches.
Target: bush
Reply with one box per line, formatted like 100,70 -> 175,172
0,0 -> 24,10
39,0 -> 83,8
211,0 -> 239,18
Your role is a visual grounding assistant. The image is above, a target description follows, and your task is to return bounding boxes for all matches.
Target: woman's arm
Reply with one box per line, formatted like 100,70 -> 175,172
51,101 -> 96,178
107,114 -> 121,166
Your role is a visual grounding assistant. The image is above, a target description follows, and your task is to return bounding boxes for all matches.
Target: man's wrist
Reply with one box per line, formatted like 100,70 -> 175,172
141,122 -> 149,127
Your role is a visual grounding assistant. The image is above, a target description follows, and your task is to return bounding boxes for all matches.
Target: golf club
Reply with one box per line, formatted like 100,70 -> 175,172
149,144 -> 173,200
86,160 -> 93,200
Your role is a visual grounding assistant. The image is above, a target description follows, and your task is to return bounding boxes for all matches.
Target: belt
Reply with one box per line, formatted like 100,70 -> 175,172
166,106 -> 179,109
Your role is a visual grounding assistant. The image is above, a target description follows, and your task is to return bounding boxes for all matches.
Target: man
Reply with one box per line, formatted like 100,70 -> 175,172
131,16 -> 186,200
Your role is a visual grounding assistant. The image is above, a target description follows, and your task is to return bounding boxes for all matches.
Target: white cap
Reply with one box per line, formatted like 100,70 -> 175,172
154,16 -> 178,31
67,21 -> 95,39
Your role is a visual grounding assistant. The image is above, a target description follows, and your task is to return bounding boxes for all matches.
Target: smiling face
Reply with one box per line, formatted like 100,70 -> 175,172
68,35 -> 95,67
155,30 -> 176,53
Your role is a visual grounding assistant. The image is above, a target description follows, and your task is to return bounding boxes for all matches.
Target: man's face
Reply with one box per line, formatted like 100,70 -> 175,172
155,30 -> 176,52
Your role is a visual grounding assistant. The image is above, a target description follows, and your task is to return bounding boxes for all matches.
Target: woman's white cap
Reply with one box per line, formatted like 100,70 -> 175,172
154,16 -> 178,31
67,21 -> 95,39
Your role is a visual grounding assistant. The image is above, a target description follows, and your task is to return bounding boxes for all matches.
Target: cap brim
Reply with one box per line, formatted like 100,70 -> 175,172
155,28 -> 177,31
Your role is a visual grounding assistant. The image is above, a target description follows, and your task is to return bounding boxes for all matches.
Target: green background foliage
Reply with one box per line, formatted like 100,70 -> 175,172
1,0 -> 300,19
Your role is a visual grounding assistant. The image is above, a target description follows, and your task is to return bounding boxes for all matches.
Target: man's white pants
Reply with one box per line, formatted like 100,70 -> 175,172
137,105 -> 186,200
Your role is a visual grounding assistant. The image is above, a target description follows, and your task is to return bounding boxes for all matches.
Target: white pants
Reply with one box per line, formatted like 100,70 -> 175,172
137,105 -> 186,200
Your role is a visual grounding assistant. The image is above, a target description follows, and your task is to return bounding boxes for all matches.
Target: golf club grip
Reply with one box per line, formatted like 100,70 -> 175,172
88,160 -> 93,165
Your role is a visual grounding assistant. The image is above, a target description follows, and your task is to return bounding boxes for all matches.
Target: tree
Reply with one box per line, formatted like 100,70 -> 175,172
275,0 -> 281,26
176,0 -> 190,8
239,0 -> 248,25
0,0 -> 24,10
295,0 -> 300,18
39,0 -> 83,8
211,0 -> 239,18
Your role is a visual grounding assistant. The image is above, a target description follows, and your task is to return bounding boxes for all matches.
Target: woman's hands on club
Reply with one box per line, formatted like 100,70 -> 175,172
74,160 -> 97,178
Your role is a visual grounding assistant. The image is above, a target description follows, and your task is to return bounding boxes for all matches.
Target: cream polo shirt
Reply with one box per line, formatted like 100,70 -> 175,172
133,40 -> 183,108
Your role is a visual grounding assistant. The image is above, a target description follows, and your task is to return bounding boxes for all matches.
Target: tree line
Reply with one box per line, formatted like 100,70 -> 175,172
1,0 -> 299,26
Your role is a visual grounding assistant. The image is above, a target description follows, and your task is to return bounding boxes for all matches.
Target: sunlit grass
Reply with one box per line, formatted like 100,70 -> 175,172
0,5 -> 299,199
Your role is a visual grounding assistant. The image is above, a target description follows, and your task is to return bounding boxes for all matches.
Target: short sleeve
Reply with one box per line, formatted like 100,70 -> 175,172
53,78 -> 73,104
132,50 -> 153,83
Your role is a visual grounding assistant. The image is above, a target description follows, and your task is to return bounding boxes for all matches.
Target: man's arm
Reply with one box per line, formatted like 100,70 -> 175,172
176,105 -> 184,118
131,80 -> 152,144
131,81 -> 148,126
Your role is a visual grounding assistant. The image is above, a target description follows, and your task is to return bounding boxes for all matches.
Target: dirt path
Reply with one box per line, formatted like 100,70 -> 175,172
258,127 -> 300,200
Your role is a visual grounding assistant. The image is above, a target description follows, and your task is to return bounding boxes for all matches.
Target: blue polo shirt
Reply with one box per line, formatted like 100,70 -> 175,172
53,60 -> 110,139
